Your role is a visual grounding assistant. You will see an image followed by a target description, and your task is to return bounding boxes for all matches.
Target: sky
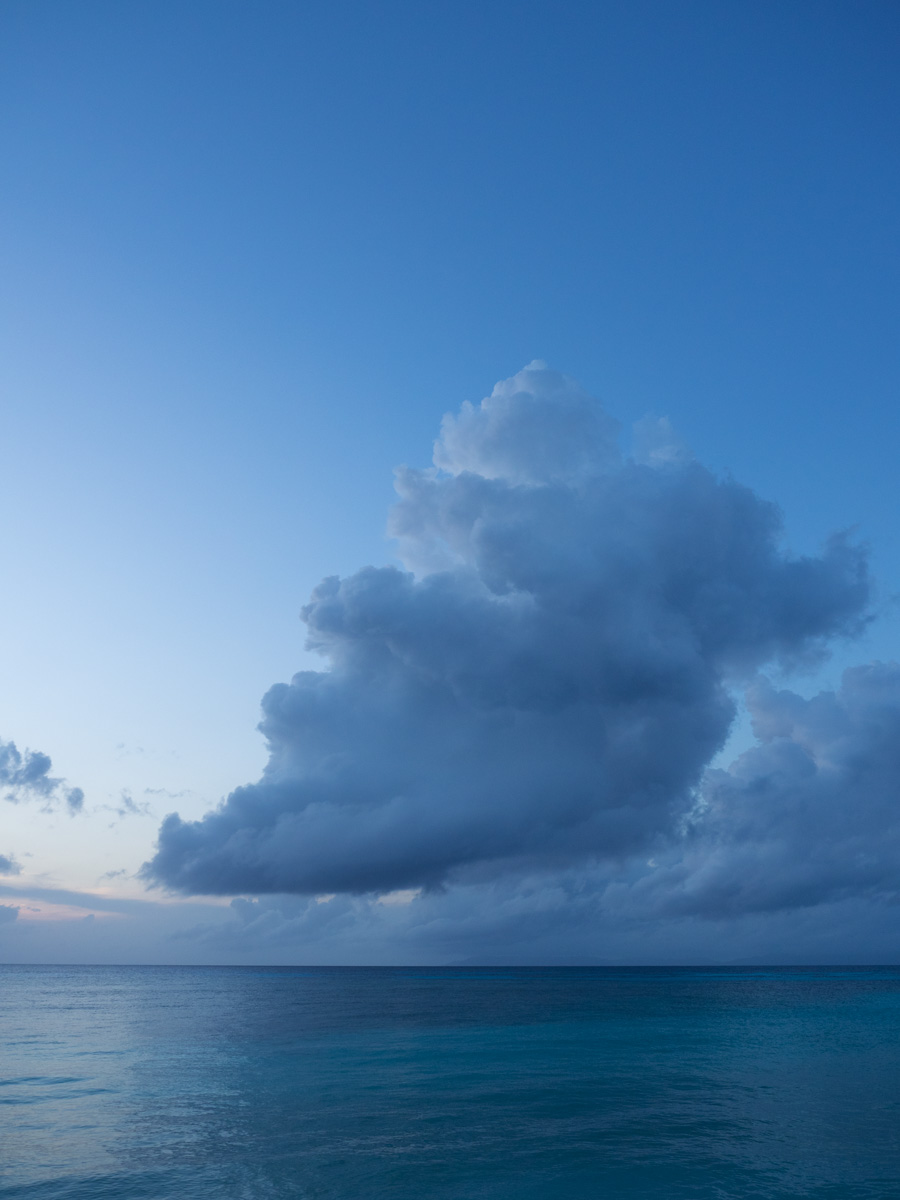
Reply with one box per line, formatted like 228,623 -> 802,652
1,0 -> 899,964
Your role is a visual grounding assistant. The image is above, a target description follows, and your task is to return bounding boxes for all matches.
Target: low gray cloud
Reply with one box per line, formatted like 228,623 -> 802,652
625,662 -> 900,919
0,737 -> 84,814
0,854 -> 22,876
168,869 -> 900,967
145,364 -> 870,903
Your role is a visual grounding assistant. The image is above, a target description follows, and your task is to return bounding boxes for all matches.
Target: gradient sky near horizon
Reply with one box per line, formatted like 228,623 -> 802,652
2,0 -> 899,964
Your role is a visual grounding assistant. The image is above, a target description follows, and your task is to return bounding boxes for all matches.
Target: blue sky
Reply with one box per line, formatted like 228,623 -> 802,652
1,1 -> 899,963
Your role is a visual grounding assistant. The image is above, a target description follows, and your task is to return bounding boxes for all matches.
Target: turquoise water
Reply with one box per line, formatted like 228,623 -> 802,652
1,966 -> 899,1199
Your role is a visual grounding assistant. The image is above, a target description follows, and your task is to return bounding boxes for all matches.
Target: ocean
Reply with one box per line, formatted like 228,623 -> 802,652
1,965 -> 898,1199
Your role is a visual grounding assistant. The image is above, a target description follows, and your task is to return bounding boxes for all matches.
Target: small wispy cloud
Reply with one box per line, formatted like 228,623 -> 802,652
96,791 -> 155,826
0,738 -> 83,814
115,792 -> 152,819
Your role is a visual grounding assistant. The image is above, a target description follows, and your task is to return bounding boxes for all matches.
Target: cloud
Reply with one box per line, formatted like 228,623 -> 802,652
432,360 -> 621,486
101,791 -> 153,823
166,868 -> 900,967
628,662 -> 900,918
0,737 -> 84,813
0,854 -> 22,876
0,904 -> 18,924
145,364 -> 869,900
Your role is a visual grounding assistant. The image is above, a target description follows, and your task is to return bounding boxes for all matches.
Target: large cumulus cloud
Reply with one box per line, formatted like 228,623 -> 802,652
146,364 -> 870,899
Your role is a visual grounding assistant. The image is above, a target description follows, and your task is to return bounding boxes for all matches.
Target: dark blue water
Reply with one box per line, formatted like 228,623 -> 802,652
1,966 -> 899,1199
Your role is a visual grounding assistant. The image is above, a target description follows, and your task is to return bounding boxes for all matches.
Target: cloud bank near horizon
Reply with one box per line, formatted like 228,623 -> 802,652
145,364 -> 888,930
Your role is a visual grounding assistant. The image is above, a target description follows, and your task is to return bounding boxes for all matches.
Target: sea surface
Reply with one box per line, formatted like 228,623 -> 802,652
1,965 -> 899,1199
